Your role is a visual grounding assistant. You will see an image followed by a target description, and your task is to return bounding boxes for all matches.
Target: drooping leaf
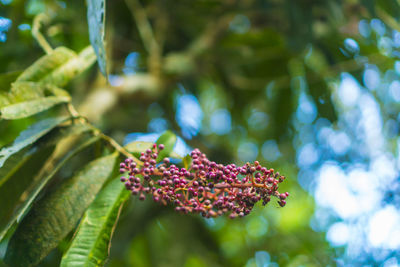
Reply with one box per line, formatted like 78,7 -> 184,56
61,177 -> 129,267
155,130 -> 177,162
0,123 -> 90,187
0,116 -> 68,169
16,46 -> 96,87
0,96 -> 70,120
4,153 -> 118,267
87,0 -> 107,77
0,145 -> 55,241
0,125 -> 95,241
0,146 -> 31,187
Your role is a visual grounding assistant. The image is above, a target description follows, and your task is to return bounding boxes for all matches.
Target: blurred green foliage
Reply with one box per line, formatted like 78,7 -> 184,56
1,0 -> 400,266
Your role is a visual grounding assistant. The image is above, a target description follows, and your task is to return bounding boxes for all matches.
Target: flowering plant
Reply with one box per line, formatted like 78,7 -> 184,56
120,143 -> 289,218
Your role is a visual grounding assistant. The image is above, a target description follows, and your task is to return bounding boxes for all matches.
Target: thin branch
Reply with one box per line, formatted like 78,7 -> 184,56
124,0 -> 159,54
65,103 -> 142,165
32,13 -> 53,54
187,14 -> 234,56
376,6 -> 400,33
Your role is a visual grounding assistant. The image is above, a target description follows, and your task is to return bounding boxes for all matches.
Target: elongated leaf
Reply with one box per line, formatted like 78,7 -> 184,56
0,116 -> 68,168
16,46 -> 96,87
61,178 -> 129,267
7,81 -> 46,103
0,126 -> 95,241
0,81 -> 44,109
0,96 -> 70,120
0,82 -> 72,110
40,46 -> 97,87
87,0 -> 107,77
0,123 -> 90,187
17,47 -> 76,82
156,130 -> 177,162
0,146 -> 54,241
0,147 -> 31,187
4,153 -> 118,267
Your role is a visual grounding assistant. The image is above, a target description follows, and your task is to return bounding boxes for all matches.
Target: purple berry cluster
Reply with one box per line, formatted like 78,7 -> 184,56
119,144 -> 289,218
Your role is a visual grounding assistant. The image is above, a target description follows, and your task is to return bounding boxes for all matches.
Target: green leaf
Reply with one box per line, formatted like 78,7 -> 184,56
40,46 -> 97,87
0,70 -> 22,92
0,145 -> 55,242
3,82 -> 45,106
156,130 -> 177,162
87,0 -> 107,77
4,153 -> 118,267
61,177 -> 129,267
125,141 -> 152,158
125,141 -> 153,153
0,147 -> 31,187
0,81 -> 72,110
169,151 -> 183,160
0,96 -> 70,120
0,126 -> 95,241
17,47 -> 76,82
0,116 -> 68,169
0,92 -> 10,107
182,154 -> 192,169
0,123 -> 90,187
16,46 -> 96,87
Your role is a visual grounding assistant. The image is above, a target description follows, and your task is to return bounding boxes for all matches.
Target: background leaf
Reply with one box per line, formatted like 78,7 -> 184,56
182,154 -> 192,169
0,81 -> 71,110
0,125 -> 95,241
0,71 -> 22,92
125,141 -> 152,158
16,47 -> 76,83
0,145 -> 54,241
1,82 -> 46,108
0,117 -> 68,168
155,130 -> 177,162
4,153 -> 118,267
0,96 -> 70,120
0,123 -> 90,187
87,0 -> 107,77
61,177 -> 129,267
16,46 -> 96,87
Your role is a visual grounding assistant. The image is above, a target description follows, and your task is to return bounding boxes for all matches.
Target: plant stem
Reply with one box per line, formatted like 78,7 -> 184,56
65,103 -> 142,165
32,14 -> 53,54
214,183 -> 270,189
